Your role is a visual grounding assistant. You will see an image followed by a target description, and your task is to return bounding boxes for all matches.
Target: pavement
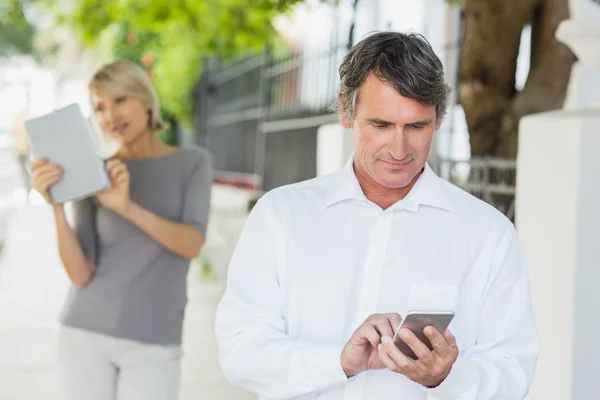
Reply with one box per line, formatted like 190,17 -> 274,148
0,203 -> 256,400
0,141 -> 26,248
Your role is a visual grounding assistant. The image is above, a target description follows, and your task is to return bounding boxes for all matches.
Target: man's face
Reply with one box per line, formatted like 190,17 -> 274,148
341,74 -> 437,189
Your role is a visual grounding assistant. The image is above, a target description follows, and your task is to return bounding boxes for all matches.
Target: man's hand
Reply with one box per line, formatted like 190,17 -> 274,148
378,326 -> 459,388
340,313 -> 402,378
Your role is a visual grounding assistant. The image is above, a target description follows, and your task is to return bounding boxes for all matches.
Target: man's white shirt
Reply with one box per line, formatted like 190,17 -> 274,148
215,159 -> 539,400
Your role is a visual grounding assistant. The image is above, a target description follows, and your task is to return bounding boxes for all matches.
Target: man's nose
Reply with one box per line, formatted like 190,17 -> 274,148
389,128 -> 409,160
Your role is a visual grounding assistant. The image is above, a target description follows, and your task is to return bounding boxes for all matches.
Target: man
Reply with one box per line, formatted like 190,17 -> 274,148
215,32 -> 539,399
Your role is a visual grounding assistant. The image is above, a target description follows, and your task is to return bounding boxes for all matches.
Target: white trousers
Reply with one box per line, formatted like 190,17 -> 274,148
58,326 -> 182,400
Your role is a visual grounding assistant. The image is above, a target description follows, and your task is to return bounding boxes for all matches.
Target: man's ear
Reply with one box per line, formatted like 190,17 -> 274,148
338,91 -> 352,129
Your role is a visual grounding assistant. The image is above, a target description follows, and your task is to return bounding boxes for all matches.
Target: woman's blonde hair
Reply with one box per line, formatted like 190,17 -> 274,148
89,59 -> 168,132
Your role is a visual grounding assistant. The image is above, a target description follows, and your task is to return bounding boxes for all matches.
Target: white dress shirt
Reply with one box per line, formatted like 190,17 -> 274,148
215,159 -> 539,400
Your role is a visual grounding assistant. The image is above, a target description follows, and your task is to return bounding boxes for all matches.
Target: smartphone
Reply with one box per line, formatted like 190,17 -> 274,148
392,311 -> 455,360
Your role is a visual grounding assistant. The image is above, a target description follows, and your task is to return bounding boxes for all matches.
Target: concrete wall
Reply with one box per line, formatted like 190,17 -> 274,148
518,108 -> 600,400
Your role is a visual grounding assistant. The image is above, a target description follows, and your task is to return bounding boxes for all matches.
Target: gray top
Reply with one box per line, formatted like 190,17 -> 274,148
60,146 -> 212,346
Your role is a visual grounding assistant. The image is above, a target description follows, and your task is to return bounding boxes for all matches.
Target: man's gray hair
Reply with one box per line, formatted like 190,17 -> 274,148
334,31 -> 451,127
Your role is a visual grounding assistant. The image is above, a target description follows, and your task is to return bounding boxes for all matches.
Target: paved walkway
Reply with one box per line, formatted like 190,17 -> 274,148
0,145 -> 26,245
0,204 -> 255,400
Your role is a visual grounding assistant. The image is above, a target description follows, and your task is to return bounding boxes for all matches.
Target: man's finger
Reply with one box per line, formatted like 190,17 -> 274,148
373,319 -> 395,340
378,343 -> 400,373
397,329 -> 436,367
365,313 -> 381,323
444,330 -> 457,344
425,327 -> 450,356
387,313 -> 402,332
382,336 -> 417,373
360,325 -> 381,347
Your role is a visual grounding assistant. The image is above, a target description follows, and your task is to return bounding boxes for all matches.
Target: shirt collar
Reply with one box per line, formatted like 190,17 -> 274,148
322,155 -> 456,213
322,156 -> 369,209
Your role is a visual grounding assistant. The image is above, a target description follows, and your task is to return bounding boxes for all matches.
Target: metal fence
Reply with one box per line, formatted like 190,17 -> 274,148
436,157 -> 517,221
194,44 -> 345,191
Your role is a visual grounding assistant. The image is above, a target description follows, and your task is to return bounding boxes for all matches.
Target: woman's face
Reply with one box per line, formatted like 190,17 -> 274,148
91,89 -> 151,145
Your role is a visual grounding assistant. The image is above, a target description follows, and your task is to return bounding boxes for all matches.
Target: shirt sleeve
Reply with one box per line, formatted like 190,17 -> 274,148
214,194 -> 348,399
425,225 -> 540,400
181,150 -> 212,235
71,198 -> 98,263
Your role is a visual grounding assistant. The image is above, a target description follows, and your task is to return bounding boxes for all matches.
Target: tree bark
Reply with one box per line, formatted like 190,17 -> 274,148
459,0 -> 575,158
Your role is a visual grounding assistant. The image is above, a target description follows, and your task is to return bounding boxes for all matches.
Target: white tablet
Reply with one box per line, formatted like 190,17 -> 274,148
25,104 -> 111,204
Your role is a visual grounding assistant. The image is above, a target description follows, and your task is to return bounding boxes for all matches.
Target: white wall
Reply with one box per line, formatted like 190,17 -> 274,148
518,108 -> 600,400
564,0 -> 600,109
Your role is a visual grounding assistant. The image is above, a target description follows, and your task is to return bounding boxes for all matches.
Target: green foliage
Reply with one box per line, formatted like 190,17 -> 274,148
46,0 -> 308,124
0,2 -> 35,56
155,108 -> 178,146
5,0 -> 462,125
0,0 -> 361,124
194,248 -> 217,281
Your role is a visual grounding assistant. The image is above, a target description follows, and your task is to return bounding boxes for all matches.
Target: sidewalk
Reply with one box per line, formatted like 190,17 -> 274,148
0,204 -> 255,400
0,147 -> 25,247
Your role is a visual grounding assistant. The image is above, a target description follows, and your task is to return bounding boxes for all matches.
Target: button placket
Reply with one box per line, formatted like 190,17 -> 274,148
346,214 -> 392,399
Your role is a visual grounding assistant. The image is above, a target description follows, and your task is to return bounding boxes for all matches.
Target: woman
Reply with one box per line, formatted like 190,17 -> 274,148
29,60 -> 212,400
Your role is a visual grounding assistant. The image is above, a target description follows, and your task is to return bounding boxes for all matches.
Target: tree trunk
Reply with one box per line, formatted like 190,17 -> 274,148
459,0 -> 575,158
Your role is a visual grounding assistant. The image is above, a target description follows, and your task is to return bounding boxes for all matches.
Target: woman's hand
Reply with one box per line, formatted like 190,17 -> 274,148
96,159 -> 130,215
30,159 -> 63,205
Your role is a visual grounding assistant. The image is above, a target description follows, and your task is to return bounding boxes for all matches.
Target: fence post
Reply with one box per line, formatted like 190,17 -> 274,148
194,57 -> 212,149
253,47 -> 273,190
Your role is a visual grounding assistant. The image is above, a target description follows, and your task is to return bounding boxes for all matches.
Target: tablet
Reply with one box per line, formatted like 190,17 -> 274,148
25,104 -> 111,204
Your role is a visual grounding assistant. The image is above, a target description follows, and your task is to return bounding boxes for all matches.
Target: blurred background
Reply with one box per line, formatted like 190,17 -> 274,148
1,0 -> 599,399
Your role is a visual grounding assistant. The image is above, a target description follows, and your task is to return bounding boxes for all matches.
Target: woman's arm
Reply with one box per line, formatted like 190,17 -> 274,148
97,152 -> 212,260
29,158 -> 96,287
117,203 -> 205,259
53,204 -> 96,287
